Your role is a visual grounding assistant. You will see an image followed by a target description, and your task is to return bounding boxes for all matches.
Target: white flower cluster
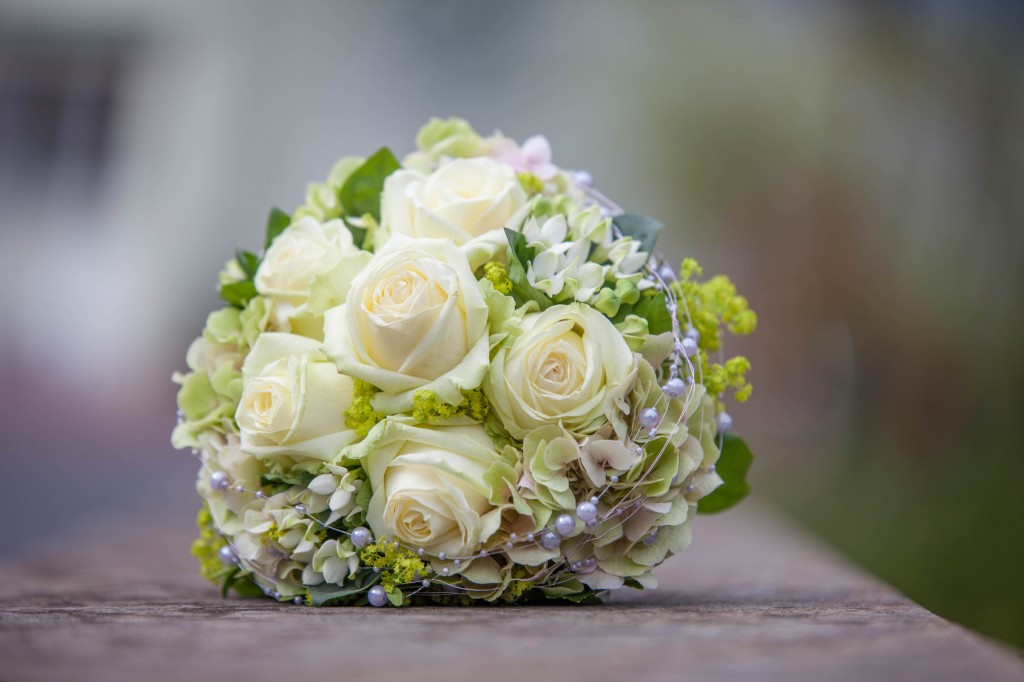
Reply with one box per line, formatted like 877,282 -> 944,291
174,118 -> 755,607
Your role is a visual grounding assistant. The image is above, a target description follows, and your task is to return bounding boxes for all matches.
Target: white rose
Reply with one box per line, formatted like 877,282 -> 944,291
353,420 -> 503,558
485,303 -> 636,438
321,236 -> 490,413
236,332 -> 357,460
381,157 -> 527,246
254,216 -> 368,331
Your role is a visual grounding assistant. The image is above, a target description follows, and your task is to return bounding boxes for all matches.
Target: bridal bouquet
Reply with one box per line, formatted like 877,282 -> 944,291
173,118 -> 757,606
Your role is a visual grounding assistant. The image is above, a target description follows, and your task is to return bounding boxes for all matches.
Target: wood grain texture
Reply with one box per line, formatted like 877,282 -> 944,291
1,501 -> 1020,682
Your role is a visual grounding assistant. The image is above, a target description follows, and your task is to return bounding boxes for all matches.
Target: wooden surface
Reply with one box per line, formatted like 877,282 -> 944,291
1,501 -> 1020,682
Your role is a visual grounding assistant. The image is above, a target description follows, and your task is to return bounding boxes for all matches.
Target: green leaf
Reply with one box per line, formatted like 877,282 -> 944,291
339,147 -> 401,222
698,433 -> 753,514
220,566 -> 263,599
504,228 -> 554,310
386,588 -> 403,607
219,280 -> 257,308
219,566 -> 242,598
231,575 -> 265,598
235,249 -> 260,279
264,207 -> 291,250
307,570 -> 380,606
631,292 -> 673,335
613,213 -> 663,255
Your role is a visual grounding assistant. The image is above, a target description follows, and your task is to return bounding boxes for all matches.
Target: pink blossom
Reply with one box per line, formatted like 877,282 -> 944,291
495,134 -> 558,180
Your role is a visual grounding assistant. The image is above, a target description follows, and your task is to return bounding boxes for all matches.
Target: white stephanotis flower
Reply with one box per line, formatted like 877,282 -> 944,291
568,205 -> 614,248
231,489 -> 326,596
523,215 -> 608,302
307,464 -> 362,525
607,237 -> 649,278
321,235 -> 490,413
304,538 -> 360,586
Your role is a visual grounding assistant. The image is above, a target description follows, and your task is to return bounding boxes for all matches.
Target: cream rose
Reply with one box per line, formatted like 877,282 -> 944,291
321,236 -> 489,413
254,216 -> 368,331
236,332 -> 357,460
351,420 -> 503,558
485,303 -> 636,438
381,157 -> 527,246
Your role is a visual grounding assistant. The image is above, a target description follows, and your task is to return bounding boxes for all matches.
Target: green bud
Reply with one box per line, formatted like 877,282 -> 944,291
615,278 -> 641,305
593,287 -> 621,317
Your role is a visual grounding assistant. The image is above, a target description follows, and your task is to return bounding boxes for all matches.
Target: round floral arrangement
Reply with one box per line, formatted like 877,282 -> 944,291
173,118 -> 757,607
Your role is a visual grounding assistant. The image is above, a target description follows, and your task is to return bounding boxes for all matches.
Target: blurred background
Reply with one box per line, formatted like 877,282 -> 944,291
1,0 -> 1021,648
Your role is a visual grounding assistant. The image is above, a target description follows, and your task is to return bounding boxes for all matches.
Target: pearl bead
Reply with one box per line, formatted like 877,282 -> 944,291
643,532 -> 658,546
586,519 -> 597,527
609,475 -> 620,484
583,556 -> 597,568
509,533 -> 518,542
234,485 -> 245,494
217,545 -> 237,566
638,408 -> 659,428
658,264 -> 675,281
576,501 -> 598,524
526,533 -> 535,543
454,559 -> 461,567
441,567 -> 450,576
393,541 -> 399,549
373,567 -> 381,573
350,526 -> 372,548
417,548 -> 425,557
505,542 -> 514,550
540,531 -> 561,549
367,585 -> 387,607
572,170 -> 593,187
209,471 -> 229,491
555,514 -> 575,536
294,596 -> 304,605
685,327 -> 700,344
438,551 -> 446,561
271,592 -> 280,600
293,504 -> 306,514
716,412 -> 733,434
421,579 -> 431,588
663,377 -> 686,398
681,337 -> 698,357
255,490 -> 265,499
590,496 -> 599,505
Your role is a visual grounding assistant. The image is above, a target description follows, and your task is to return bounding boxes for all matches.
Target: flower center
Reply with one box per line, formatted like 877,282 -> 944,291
530,331 -> 587,397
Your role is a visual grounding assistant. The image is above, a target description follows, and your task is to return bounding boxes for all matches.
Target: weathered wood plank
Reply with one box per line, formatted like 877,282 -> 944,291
0,501 -> 1020,682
